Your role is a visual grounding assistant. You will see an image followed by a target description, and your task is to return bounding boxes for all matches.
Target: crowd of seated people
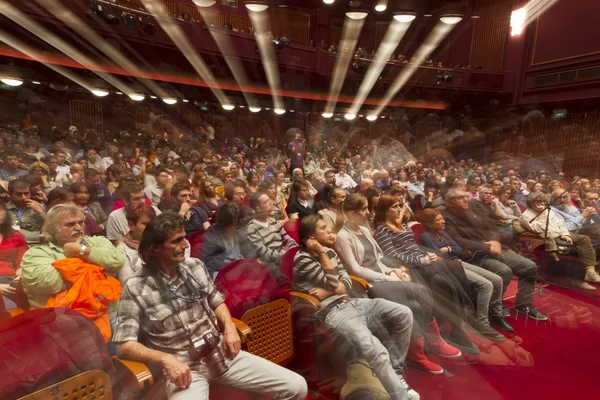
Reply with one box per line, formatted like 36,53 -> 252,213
3,105 -> 600,399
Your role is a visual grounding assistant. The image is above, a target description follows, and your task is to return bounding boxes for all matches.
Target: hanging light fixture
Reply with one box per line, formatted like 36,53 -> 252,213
222,104 -> 235,110
322,112 -> 333,118
249,106 -> 262,112
375,1 -> 388,12
440,14 -> 463,24
366,115 -> 378,121
323,0 -> 335,4
192,0 -> 216,6
31,81 -> 41,85
345,113 -> 356,120
393,12 -> 416,23
345,10 -> 368,20
1,77 -> 23,86
274,108 -> 286,115
129,93 -> 145,101
245,1 -> 269,12
163,97 -> 177,105
91,89 -> 109,97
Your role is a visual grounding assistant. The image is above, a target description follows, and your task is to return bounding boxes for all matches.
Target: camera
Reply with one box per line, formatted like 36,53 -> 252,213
188,332 -> 229,377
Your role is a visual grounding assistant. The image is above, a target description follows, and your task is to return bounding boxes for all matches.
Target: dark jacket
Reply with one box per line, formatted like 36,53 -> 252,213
201,225 -> 257,274
442,207 -> 501,254
287,196 -> 316,219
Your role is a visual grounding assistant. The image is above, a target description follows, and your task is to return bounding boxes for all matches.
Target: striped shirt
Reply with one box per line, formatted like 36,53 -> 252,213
246,217 -> 297,274
293,247 -> 352,311
374,224 -> 428,265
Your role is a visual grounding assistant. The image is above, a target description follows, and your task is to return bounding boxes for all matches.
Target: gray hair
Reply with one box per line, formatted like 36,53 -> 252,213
42,204 -> 85,243
526,192 -> 549,209
292,168 -> 303,177
477,183 -> 493,194
445,188 -> 465,203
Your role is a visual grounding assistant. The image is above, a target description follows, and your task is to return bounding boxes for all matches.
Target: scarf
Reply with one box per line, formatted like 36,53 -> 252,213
123,232 -> 139,249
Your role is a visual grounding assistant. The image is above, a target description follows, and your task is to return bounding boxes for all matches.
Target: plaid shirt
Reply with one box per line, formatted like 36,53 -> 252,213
112,258 -> 225,368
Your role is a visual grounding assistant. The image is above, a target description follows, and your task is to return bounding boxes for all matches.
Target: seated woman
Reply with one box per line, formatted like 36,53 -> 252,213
202,202 -> 257,279
246,172 -> 259,194
335,194 -> 463,373
196,179 -> 222,216
418,209 -> 513,333
0,201 -> 27,310
258,178 -> 290,226
69,182 -> 108,236
421,180 -> 445,210
496,184 -> 521,227
372,194 -> 505,344
520,192 -> 600,290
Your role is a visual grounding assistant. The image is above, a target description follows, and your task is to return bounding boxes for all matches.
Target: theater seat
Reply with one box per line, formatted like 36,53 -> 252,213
410,223 -> 425,244
189,229 -> 206,259
18,370 -> 113,400
284,218 -> 301,243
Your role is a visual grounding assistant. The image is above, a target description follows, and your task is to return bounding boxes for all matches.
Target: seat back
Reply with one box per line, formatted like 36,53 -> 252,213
241,298 -> 294,365
283,219 -> 301,244
279,246 -> 301,281
410,223 -> 425,244
214,259 -> 290,320
18,369 -> 112,400
189,230 -> 206,259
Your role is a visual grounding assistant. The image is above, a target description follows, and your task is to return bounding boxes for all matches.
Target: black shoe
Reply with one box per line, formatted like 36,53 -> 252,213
468,317 -> 506,342
515,305 -> 548,321
502,303 -> 510,317
490,315 -> 514,333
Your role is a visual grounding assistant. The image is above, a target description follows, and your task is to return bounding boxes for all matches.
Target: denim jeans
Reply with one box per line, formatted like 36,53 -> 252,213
322,298 -> 413,400
461,261 -> 503,324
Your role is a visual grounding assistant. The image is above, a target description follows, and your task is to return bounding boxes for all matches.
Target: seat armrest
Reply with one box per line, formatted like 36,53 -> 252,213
112,357 -> 154,392
232,318 -> 253,343
290,291 -> 321,309
350,276 -> 370,292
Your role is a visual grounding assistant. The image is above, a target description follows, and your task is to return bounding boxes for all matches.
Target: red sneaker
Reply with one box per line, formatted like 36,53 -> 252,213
406,337 -> 444,375
424,318 -> 462,358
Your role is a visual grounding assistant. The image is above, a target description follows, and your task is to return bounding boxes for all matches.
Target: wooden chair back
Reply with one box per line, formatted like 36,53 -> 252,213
18,369 -> 112,400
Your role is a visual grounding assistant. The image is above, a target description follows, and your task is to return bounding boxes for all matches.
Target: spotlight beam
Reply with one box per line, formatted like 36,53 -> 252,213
140,0 -> 231,105
323,14 -> 367,115
34,0 -> 169,99
0,29 -> 95,91
373,21 -> 456,116
524,0 -> 559,25
0,3 -> 134,95
347,19 -> 412,116
247,7 -> 284,110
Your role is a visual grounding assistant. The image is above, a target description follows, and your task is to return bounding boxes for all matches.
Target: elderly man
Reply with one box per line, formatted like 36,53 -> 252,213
6,178 -> 45,244
359,178 -> 374,193
21,204 -> 124,312
113,213 -> 307,400
443,189 -> 546,321
376,169 -> 391,190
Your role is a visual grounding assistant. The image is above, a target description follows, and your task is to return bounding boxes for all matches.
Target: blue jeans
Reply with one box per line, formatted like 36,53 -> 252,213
322,298 -> 413,400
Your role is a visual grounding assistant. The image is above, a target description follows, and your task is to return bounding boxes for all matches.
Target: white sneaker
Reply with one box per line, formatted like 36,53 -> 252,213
572,279 -> 597,291
398,375 -> 420,400
584,270 -> 600,283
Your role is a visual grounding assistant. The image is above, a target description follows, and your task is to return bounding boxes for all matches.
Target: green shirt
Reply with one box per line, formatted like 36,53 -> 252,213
21,236 -> 125,311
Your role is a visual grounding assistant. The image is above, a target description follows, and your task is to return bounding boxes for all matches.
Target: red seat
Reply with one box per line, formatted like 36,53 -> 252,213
410,223 -> 425,244
189,230 -> 206,259
280,246 -> 301,282
284,219 -> 302,244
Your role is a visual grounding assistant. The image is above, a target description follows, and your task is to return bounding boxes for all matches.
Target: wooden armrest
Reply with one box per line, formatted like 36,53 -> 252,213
350,276 -> 370,292
7,308 -> 24,318
290,291 -> 321,309
232,318 -> 253,343
112,357 -> 154,392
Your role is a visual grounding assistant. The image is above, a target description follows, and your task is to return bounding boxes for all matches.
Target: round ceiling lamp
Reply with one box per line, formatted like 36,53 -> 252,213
129,93 -> 145,101
440,14 -> 463,24
245,2 -> 269,12
393,12 -> 416,23
322,112 -> 333,118
91,89 -> 109,97
366,115 -> 378,121
192,0 -> 216,6
374,2 -> 387,12
323,0 -> 335,4
345,11 -> 368,20
1,77 -> 23,86
163,97 -> 177,105
249,106 -> 262,112
274,108 -> 286,115
222,104 -> 235,110
345,113 -> 356,120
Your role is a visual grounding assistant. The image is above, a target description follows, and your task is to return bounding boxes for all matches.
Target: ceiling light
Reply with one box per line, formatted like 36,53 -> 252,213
1,77 -> 23,86
32,81 -> 41,85
116,91 -> 123,95
249,106 -> 262,112
163,97 -> 177,105
322,112 -> 333,118
375,5 -> 387,12
222,104 -> 235,110
265,107 -> 271,110
440,14 -> 463,24
423,14 -> 432,17
150,95 -> 157,99
91,89 -> 109,97
129,93 -> 145,101
394,13 -> 416,23
192,0 -> 216,6
345,113 -> 356,120
323,0 -> 335,4
183,99 -> 189,103
245,2 -> 269,12
471,15 -> 481,19
366,115 -> 378,121
274,108 -> 286,115
239,105 -> 245,108
290,110 -> 295,113
346,11 -> 368,20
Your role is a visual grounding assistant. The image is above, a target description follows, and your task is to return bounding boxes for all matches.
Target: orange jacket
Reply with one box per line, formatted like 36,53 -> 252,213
47,258 -> 122,342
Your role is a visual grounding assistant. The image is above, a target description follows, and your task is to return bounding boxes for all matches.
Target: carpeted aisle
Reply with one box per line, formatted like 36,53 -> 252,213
406,281 -> 600,399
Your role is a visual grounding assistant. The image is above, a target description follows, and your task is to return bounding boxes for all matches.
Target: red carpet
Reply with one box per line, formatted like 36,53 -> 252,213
406,281 -> 600,399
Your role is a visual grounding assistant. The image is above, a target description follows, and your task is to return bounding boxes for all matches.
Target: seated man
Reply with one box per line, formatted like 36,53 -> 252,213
117,203 -> 157,285
6,178 -> 45,244
113,213 -> 307,400
287,179 -> 316,219
224,180 -> 254,225
167,182 -> 210,237
247,192 -> 297,281
442,189 -> 547,321
144,166 -> 171,206
335,161 -> 357,194
106,182 -> 161,246
316,170 -> 337,201
294,215 -> 417,400
202,203 -> 257,278
579,188 -> 600,243
20,204 -> 124,314
0,148 -> 28,182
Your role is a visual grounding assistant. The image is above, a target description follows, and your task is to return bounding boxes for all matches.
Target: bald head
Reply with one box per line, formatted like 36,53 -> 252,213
360,178 -> 374,192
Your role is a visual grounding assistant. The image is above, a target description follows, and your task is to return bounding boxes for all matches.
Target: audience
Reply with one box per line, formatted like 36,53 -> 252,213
0,201 -> 27,310
116,203 -> 156,285
6,178 -> 45,244
287,179 -> 316,219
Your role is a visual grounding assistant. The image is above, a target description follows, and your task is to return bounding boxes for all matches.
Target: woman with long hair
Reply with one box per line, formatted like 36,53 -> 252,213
197,179 -> 222,217
335,194 -> 462,374
0,201 -> 27,310
246,172 -> 259,194
372,194 -> 505,346
419,209 -> 512,333
69,182 -> 108,235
